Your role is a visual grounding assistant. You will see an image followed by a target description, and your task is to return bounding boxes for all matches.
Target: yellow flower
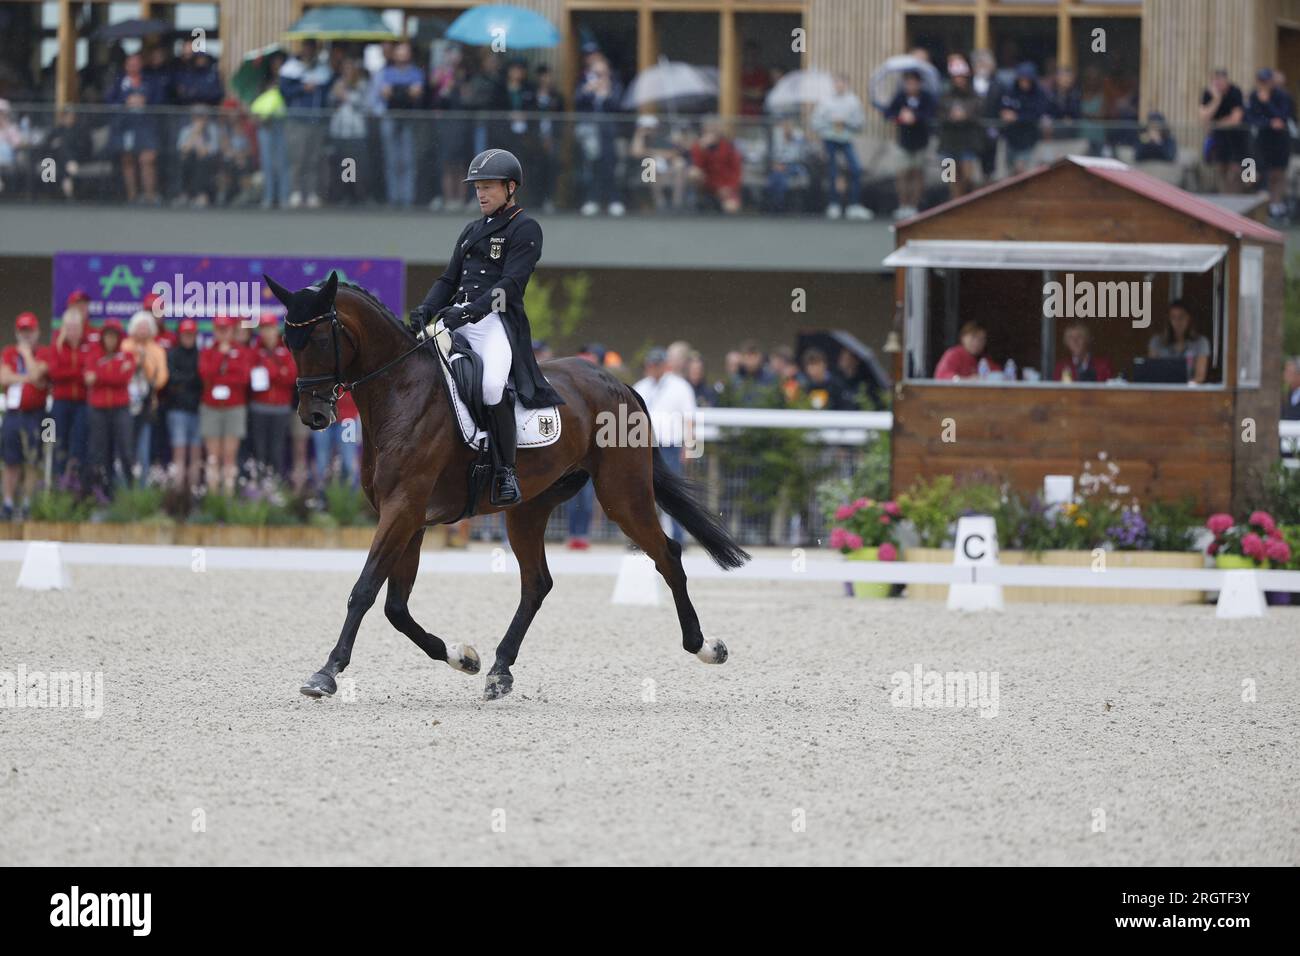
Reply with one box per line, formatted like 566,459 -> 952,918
1075,517 -> 1088,527
1064,503 -> 1079,515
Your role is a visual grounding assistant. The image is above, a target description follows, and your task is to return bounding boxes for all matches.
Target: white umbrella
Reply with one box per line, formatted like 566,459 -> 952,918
869,55 -> 942,110
764,69 -> 837,113
622,58 -> 717,109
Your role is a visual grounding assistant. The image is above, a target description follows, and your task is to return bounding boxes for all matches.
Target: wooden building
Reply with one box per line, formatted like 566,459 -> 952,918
885,155 -> 1284,513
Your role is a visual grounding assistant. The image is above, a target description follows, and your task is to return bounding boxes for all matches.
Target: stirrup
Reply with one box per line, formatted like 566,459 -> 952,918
491,466 -> 521,507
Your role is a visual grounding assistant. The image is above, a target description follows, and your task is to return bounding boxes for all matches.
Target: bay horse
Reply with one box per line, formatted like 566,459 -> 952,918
264,271 -> 749,701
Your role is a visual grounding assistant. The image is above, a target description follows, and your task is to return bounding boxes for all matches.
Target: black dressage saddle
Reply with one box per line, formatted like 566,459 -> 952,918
445,330 -> 492,434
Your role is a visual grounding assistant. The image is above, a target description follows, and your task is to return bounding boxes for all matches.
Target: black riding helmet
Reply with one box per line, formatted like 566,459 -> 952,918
464,148 -> 523,205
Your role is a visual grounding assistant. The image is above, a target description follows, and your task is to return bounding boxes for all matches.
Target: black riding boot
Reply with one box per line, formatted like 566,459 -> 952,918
488,398 -> 521,506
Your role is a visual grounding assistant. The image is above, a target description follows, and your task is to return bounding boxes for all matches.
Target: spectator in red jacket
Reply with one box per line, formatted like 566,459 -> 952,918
934,321 -> 1002,380
84,319 -> 137,497
1,312 -> 52,519
688,117 -> 742,214
199,314 -> 252,493
248,313 -> 297,480
1053,321 -> 1114,383
46,306 -> 92,484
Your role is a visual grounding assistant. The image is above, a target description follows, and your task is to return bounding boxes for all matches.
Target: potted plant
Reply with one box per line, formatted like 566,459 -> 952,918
829,496 -> 900,598
1206,510 -> 1293,604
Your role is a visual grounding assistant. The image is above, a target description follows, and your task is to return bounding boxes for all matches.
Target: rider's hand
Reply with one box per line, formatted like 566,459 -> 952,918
408,305 -> 432,333
438,305 -> 473,331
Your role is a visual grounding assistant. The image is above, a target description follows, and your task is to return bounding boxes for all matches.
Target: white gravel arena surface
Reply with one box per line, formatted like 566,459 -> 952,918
1,552 -> 1297,866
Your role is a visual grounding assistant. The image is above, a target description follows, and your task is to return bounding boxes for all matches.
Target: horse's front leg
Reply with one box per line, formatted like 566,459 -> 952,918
300,502 -> 425,698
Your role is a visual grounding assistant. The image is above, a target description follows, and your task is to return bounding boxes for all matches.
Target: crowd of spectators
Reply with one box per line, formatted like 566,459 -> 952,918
5,34 -> 1297,219
883,50 -> 1299,222
0,297 -> 360,520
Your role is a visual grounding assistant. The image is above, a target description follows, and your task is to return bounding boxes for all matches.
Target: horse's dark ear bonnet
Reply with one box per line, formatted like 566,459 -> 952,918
279,276 -> 336,351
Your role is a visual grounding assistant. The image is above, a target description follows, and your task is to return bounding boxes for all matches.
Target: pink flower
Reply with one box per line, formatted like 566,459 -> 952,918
883,501 -> 901,517
1249,510 -> 1276,534
830,529 -> 864,552
1269,527 -> 1284,540
1242,533 -> 1266,560
1206,513 -> 1234,535
877,542 -> 897,561
854,497 -> 873,509
1265,538 -> 1291,564
879,514 -> 891,524
834,504 -> 857,521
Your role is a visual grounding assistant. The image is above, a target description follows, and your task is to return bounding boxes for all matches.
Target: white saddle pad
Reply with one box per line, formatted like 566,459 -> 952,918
424,320 -> 562,451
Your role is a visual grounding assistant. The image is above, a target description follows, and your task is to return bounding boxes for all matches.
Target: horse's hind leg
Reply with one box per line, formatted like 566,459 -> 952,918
484,495 -> 557,700
592,452 -> 726,665
384,527 -> 480,676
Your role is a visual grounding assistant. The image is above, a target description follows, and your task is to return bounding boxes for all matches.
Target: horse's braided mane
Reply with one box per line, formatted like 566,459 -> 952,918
335,279 -> 412,339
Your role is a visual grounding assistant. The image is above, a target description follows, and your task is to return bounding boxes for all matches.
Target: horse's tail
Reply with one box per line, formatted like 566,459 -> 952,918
626,387 -> 751,571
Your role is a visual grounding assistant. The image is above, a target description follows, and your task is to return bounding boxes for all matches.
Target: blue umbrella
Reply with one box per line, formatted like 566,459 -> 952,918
445,4 -> 560,50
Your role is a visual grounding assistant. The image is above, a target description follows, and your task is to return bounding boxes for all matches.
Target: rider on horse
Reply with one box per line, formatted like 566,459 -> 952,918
408,148 -> 563,507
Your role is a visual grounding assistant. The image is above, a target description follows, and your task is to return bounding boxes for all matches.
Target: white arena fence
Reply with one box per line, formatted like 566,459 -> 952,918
543,406 -> 892,547
6,541 -> 1300,599
542,411 -> 1300,547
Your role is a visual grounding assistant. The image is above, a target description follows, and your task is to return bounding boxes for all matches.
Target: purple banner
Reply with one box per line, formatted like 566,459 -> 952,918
52,252 -> 405,331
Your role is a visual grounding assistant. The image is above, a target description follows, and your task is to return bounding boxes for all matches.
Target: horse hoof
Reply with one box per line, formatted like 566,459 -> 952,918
446,643 -> 481,675
300,672 -> 337,698
696,638 -> 728,664
483,673 -> 514,701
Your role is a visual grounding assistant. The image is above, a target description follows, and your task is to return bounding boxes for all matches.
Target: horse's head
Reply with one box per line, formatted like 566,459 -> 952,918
265,270 -> 354,430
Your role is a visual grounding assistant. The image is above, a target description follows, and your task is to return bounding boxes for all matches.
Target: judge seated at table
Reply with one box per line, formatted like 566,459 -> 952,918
1283,356 -> 1300,421
1148,299 -> 1210,384
935,321 -> 1002,380
1054,321 -> 1113,382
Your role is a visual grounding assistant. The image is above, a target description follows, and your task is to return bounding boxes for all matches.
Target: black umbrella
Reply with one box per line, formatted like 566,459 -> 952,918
93,18 -> 174,41
795,329 -> 892,407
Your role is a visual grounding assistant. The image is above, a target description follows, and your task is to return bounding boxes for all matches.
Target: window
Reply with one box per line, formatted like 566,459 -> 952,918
1237,246 -> 1263,388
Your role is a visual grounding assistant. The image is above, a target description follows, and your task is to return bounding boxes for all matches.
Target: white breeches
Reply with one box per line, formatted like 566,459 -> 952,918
458,311 -> 512,405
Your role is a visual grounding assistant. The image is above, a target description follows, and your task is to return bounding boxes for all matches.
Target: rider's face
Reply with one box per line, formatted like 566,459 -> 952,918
475,179 -> 510,214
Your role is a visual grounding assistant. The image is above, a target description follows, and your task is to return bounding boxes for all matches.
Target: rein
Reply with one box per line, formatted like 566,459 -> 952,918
290,307 -> 433,402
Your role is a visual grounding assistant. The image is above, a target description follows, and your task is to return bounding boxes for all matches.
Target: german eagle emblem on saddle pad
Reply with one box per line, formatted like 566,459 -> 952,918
424,319 -> 562,451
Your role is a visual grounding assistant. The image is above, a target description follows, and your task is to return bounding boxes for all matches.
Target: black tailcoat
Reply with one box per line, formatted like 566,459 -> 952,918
420,205 -> 563,408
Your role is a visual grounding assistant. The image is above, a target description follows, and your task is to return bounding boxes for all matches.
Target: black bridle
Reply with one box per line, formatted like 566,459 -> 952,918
290,306 -> 436,408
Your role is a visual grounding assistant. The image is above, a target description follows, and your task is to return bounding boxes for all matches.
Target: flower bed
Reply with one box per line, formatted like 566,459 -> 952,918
7,520 -> 387,551
873,454 -> 1208,604
4,477 -> 390,550
1205,509 -> 1295,604
828,496 -> 900,599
